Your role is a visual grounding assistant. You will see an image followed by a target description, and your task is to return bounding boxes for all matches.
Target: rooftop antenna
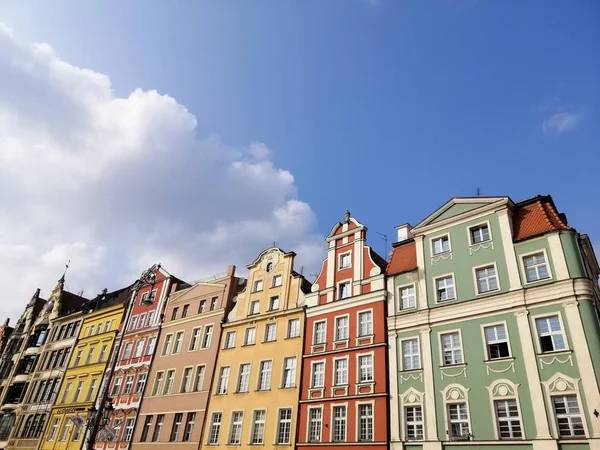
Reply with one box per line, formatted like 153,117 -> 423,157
272,241 -> 276,248
376,232 -> 388,261
476,187 -> 481,197
62,260 -> 71,280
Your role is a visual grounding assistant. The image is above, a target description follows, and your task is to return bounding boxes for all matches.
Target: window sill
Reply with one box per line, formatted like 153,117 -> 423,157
242,343 -> 256,347
222,347 -> 235,350
255,389 -> 271,392
280,386 -> 296,390
262,340 -> 276,344
475,288 -> 501,297
523,277 -> 552,285
469,239 -> 492,247
398,368 -> 423,374
537,349 -> 571,357
484,357 -> 515,363
440,363 -> 467,369
284,336 -> 300,340
234,390 -> 249,394
333,339 -> 349,345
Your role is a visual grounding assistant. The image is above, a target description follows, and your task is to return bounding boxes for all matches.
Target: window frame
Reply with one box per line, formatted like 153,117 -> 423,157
201,325 -> 213,349
434,273 -> 457,303
404,405 -> 424,441
398,283 -> 417,311
249,300 -> 260,316
223,331 -> 236,349
551,394 -> 587,438
447,402 -> 471,440
207,412 -> 222,445
251,409 -> 267,445
227,411 -> 243,445
473,262 -> 501,295
357,309 -> 373,337
276,407 -> 293,445
307,406 -> 323,443
253,279 -> 264,293
268,295 -> 280,311
468,221 -> 492,246
494,398 -> 523,440
189,327 -> 202,351
287,319 -> 300,338
310,360 -> 326,388
330,404 -> 347,442
244,327 -> 256,346
356,352 -> 374,383
338,251 -> 352,270
520,249 -> 553,284
481,321 -> 512,361
313,320 -> 327,345
400,337 -> 421,371
257,360 -> 273,391
532,313 -> 569,354
216,366 -> 230,395
333,356 -> 349,386
439,330 -> 464,366
281,357 -> 296,389
337,280 -> 352,300
264,323 -> 277,342
236,363 -> 251,393
431,233 -> 451,255
356,402 -> 374,442
334,314 -> 350,341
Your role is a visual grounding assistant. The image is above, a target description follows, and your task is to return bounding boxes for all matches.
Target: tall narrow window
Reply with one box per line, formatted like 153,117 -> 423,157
251,410 -> 266,444
146,336 -> 157,355
359,354 -> 374,382
314,322 -> 326,344
202,325 -> 213,348
335,316 -> 349,341
198,300 -> 206,314
308,408 -> 322,442
436,276 -> 455,302
277,409 -> 292,444
85,348 -> 95,365
258,361 -> 272,390
272,275 -> 282,287
237,364 -> 251,393
189,328 -> 201,351
181,367 -> 192,393
484,324 -> 510,359
287,319 -> 300,338
402,339 -> 421,370
332,406 -> 346,442
122,342 -> 133,360
552,395 -> 585,437
448,403 -> 470,439
249,300 -> 260,315
358,404 -> 374,441
164,370 -> 175,394
181,304 -> 189,318
152,372 -> 164,396
162,334 -> 173,355
399,285 -> 416,310
171,307 -> 179,321
495,399 -> 522,439
183,412 -> 195,442
208,413 -> 221,445
61,383 -> 72,403
523,253 -> 550,282
339,252 -> 351,269
73,350 -> 82,367
173,331 -> 184,354
338,282 -> 351,299
123,375 -> 134,394
224,331 -> 236,349
311,362 -> 325,388
169,413 -> 183,442
269,296 -> 280,311
476,265 -> 499,293
265,323 -> 277,342
124,418 -> 135,442
334,359 -> 348,385
441,332 -> 463,365
228,412 -> 243,445
73,380 -> 84,402
133,340 -> 144,358
432,235 -> 450,254
535,316 -> 566,352
194,366 -> 205,392
129,316 -> 138,331
85,379 -> 97,401
282,358 -> 296,388
358,311 -> 373,336
112,419 -> 123,440
217,367 -> 230,394
405,406 -> 423,440
58,420 -> 72,441
140,416 -> 153,442
152,415 -> 164,442
135,373 -> 147,394
99,345 -> 108,362
244,327 -> 256,345
47,418 -> 60,441
111,377 -> 123,396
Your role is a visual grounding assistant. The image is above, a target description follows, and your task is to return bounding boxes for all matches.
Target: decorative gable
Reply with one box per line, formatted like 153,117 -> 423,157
413,197 -> 509,230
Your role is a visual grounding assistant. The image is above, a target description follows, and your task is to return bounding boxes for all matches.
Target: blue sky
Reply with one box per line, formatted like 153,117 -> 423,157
0,1 -> 598,317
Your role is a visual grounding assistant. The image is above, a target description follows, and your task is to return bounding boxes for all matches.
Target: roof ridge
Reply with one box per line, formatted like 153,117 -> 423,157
541,200 -> 570,230
535,200 -> 556,230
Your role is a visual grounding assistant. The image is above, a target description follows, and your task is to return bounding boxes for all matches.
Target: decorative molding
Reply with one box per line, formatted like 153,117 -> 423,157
485,362 -> 515,375
440,366 -> 467,380
469,241 -> 494,255
431,253 -> 453,264
540,354 -> 574,369
399,372 -> 423,385
400,387 -> 423,405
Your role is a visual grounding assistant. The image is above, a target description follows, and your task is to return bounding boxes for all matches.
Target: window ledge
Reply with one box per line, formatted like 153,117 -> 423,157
469,240 -> 492,247
284,336 -> 300,340
440,363 -> 467,369
537,349 -> 572,357
262,340 -> 276,344
242,343 -> 256,347
398,368 -> 423,374
484,357 -> 515,364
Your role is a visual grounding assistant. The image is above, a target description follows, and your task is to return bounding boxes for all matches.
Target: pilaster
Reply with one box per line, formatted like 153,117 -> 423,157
497,209 -> 522,291
420,327 -> 438,442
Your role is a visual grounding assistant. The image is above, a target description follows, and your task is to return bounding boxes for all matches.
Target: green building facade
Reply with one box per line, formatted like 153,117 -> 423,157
386,196 -> 600,450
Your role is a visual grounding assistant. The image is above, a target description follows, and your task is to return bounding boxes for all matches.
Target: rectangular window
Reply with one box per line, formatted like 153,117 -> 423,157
237,363 -> 251,393
162,334 -> 173,355
402,339 -> 421,370
432,235 -> 450,254
135,373 -> 147,394
182,304 -> 189,318
228,411 -> 243,445
338,281 -> 351,299
358,404 -> 373,441
436,275 -> 456,302
405,406 -> 423,441
99,344 -> 108,362
138,313 -> 146,329
314,321 -> 326,344
173,331 -> 184,354
113,419 -> 123,441
269,296 -> 280,311
164,370 -> 175,394
133,340 -> 144,358
129,316 -> 138,331
152,414 -> 164,442
224,331 -> 236,349
441,332 -> 463,365
189,328 -> 201,350
146,336 -> 156,355
170,413 -> 183,442
277,408 -> 292,444
476,265 -> 499,293
485,324 -> 510,359
123,375 -> 134,394
552,395 -> 585,437
85,348 -> 95,364
73,350 -> 82,367
147,311 -> 155,327
183,412 -> 195,442
495,399 -> 522,439
334,359 -> 348,385
152,372 -> 164,396
202,325 -> 213,348
48,418 -> 60,441
312,362 -> 325,388
217,367 -> 230,394
249,300 -> 260,315
244,327 -> 256,345
61,383 -> 72,403
58,421 -> 72,441
140,415 -> 153,442
358,311 -> 373,336
253,280 -> 263,292
359,354 -> 374,382
272,275 -> 282,287
181,367 -> 192,393
399,285 -> 416,310
265,323 -> 277,342
470,224 -> 490,244
194,365 -> 205,392
121,342 -> 132,360
199,300 -> 206,314
171,307 -> 179,321
536,316 -> 566,352
282,358 -> 296,388
208,413 -> 221,445
124,418 -> 135,442
287,319 -> 300,338
339,252 -> 351,269
258,360 -> 272,390
308,408 -> 322,442
111,377 -> 123,396
335,316 -> 349,341
73,380 -> 84,402
448,403 -> 470,439
523,252 -> 550,282
207,296 -> 216,310
332,406 -> 346,441
251,410 -> 266,444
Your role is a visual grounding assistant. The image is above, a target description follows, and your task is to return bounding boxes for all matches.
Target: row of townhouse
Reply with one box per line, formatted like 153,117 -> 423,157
1,194 -> 599,450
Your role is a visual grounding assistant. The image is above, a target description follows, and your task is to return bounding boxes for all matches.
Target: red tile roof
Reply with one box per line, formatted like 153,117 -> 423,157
513,195 -> 570,241
386,240 -> 417,276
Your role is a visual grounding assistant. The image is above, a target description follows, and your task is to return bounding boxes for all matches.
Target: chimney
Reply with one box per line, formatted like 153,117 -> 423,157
395,223 -> 414,243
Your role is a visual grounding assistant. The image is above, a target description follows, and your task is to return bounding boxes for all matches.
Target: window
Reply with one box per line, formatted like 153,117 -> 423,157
436,275 -> 456,302
133,340 -> 144,358
152,372 -> 164,396
334,359 -> 348,385
210,297 -> 218,310
277,408 -> 292,444
358,311 -> 373,336
269,296 -> 280,311
173,331 -> 184,354
202,325 -> 213,348
190,328 -> 201,350
441,332 -> 463,365
253,280 -> 263,292
162,334 -> 173,355
73,350 -> 82,367
85,348 -> 95,364
258,360 -> 272,390
405,406 -> 423,441
164,370 -> 175,394
123,375 -> 134,394
98,344 -> 108,362
495,399 -> 522,439
249,300 -> 260,315
48,418 -> 60,441
199,300 -> 206,314
111,377 -> 123,396
237,364 -> 251,392
244,327 -> 256,346
338,281 -> 351,299
140,416 -> 153,442
72,418 -> 82,441
358,404 -> 373,441
399,285 -> 417,310
251,410 -> 266,444
523,252 -> 550,282
135,373 -> 147,393
553,395 -> 585,437
182,304 -> 190,318
138,314 -> 146,329
183,412 -> 195,442
113,419 -> 123,440
58,420 -> 72,441
208,412 -> 222,445
73,381 -> 84,402
124,418 -> 135,442
147,311 -> 155,326
122,342 -> 132,360
335,316 -> 349,341
282,358 -> 296,388
129,316 -> 138,331
308,408 -> 322,442
194,366 -> 205,391
228,412 -> 243,445
181,367 -> 192,393
287,319 -> 300,338
484,324 -> 510,359
470,224 -> 490,244
265,323 -> 277,342
61,383 -> 72,403
332,406 -> 346,441
169,413 -> 183,442
272,275 -> 282,287
314,321 -> 326,344
312,362 -> 324,388
359,354 -> 374,382
152,415 -> 164,442
224,331 -> 236,349
171,307 -> 179,321
104,320 -> 111,332
476,265 -> 499,293
217,367 -> 230,394
339,252 -> 351,269
432,235 -> 450,254
536,315 -> 566,352
146,336 -> 157,355
402,339 -> 421,370
448,403 -> 470,439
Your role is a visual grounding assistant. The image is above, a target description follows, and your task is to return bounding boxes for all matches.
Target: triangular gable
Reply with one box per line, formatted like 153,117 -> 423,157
414,197 -> 508,229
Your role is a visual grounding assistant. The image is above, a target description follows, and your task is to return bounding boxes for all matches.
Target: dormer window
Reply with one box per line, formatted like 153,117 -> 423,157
470,224 -> 490,245
338,282 -> 351,300
432,235 -> 450,255
339,253 -> 351,270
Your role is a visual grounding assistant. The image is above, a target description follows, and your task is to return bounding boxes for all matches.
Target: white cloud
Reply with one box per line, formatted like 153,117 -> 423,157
542,111 -> 581,135
0,23 -> 325,322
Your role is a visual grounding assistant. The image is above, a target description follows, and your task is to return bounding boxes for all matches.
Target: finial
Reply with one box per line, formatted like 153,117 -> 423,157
33,288 -> 40,300
344,210 -> 351,224
60,260 -> 70,282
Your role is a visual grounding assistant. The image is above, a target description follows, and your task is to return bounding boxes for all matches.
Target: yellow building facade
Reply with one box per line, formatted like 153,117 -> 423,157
40,288 -> 128,450
202,248 -> 311,449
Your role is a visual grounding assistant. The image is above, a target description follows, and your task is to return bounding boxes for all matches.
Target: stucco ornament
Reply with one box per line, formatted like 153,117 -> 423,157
401,388 -> 422,405
545,373 -> 578,393
260,249 -> 281,271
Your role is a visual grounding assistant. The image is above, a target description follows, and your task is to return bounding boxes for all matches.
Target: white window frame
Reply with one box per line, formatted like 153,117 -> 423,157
447,402 -> 471,440
180,366 -> 193,393
173,331 -> 184,354
162,334 -> 173,356
272,274 -> 282,288
431,233 -> 451,255
236,363 -> 251,393
439,330 -> 464,366
468,221 -> 492,246
269,295 -> 280,311
208,412 -> 222,445
189,327 -> 201,351
333,356 -> 349,386
313,320 -> 327,345
334,314 -> 349,341
163,369 -> 175,394
311,360 -> 326,388
400,337 -> 421,371
494,399 -> 523,440
249,300 -> 260,316
258,360 -> 272,391
251,409 -> 267,444
307,406 -> 323,443
282,357 -> 296,388
480,321 -> 512,361
356,401 -> 374,442
287,319 -> 300,338
276,407 -> 293,445
201,325 -> 213,349
330,403 -> 347,442
264,323 -> 277,342
338,251 -> 352,270
356,352 -> 374,383
244,327 -> 256,346
223,331 -> 236,349
216,366 -> 230,395
487,379 -> 524,441
531,312 -> 569,353
357,309 -> 373,337
473,262 -> 501,295
253,279 -> 264,292
405,405 -> 424,441
434,273 -> 457,303
133,340 -> 144,358
194,365 -> 206,392
398,283 -> 417,311
551,394 -> 587,438
228,411 -> 243,445
520,249 -> 553,284
337,280 -> 352,300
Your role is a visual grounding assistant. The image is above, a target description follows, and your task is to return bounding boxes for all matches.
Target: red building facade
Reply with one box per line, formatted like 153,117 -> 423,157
297,213 -> 389,450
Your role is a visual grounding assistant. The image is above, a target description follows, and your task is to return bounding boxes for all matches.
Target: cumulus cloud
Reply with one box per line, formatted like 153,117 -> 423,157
0,23 -> 325,322
542,111 -> 581,135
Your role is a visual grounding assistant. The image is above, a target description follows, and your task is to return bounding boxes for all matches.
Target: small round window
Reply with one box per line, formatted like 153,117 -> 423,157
266,262 -> 273,273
